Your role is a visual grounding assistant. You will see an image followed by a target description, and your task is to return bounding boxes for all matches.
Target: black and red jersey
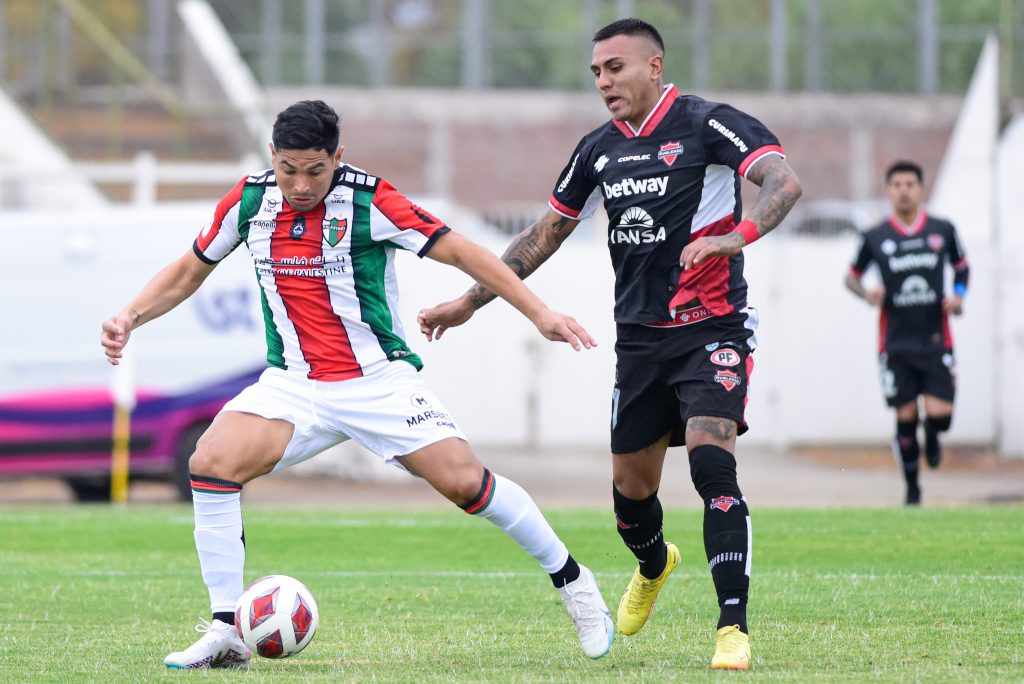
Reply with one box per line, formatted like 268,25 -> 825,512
850,212 -> 969,354
549,84 -> 783,326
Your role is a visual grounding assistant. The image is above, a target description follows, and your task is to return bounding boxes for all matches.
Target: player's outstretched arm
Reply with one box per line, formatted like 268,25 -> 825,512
417,209 -> 580,341
844,272 -> 884,307
681,155 -> 802,269
422,230 -> 595,350
100,249 -> 217,365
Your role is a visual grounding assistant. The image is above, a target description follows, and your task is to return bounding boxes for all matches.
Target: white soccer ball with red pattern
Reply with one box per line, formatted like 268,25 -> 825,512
234,575 -> 319,658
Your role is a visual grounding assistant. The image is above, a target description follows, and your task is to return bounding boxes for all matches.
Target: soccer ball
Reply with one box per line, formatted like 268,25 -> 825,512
234,575 -> 319,658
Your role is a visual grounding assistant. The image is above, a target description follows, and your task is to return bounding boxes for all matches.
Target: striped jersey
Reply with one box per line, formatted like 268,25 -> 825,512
193,164 -> 450,381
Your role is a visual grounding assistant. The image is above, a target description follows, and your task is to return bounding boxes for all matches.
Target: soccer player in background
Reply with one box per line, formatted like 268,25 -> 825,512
845,160 -> 969,505
100,100 -> 615,669
418,18 -> 802,670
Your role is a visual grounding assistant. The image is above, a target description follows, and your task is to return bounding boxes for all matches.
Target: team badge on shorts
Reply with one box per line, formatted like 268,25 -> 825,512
709,496 -> 741,512
714,369 -> 741,391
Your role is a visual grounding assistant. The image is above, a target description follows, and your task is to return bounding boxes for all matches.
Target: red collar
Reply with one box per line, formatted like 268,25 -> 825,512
612,84 -> 680,139
887,211 -> 927,236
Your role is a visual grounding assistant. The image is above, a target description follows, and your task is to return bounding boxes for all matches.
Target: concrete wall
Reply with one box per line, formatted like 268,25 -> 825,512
396,221 -> 995,452
268,87 -> 962,212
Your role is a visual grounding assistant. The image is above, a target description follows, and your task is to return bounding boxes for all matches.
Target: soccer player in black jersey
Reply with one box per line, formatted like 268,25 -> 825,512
418,18 -> 801,670
846,160 -> 969,505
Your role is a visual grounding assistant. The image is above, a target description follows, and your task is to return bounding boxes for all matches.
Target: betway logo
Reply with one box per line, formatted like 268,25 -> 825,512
707,118 -> 748,153
888,252 -> 939,273
602,175 -> 668,198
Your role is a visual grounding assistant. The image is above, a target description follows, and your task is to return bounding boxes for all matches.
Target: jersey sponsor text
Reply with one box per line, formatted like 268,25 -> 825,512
602,175 -> 669,198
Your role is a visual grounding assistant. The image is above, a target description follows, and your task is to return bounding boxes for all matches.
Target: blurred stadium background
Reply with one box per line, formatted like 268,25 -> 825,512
1,0 -> 1023,501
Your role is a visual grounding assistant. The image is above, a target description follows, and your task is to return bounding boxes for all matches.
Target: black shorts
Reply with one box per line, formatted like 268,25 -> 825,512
879,349 -> 956,407
610,322 -> 754,454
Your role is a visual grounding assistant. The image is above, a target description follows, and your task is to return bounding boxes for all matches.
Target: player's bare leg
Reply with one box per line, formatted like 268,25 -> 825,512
894,400 -> 922,504
922,395 -> 953,469
165,413 -> 293,669
686,416 -> 751,670
399,438 -> 614,658
612,434 -> 681,636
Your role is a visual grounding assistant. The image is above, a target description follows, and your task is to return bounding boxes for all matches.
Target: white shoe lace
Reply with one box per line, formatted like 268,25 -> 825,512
180,618 -> 237,658
561,574 -> 607,633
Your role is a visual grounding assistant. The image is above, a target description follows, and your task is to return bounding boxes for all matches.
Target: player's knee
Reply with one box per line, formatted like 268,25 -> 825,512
188,436 -> 237,481
925,414 -> 952,432
433,460 -> 485,506
688,444 -> 741,502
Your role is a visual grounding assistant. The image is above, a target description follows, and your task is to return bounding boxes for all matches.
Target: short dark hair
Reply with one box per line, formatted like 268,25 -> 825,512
272,100 -> 340,153
593,18 -> 665,54
885,160 -> 923,183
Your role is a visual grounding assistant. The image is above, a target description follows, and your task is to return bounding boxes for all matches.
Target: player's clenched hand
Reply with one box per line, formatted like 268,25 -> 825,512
680,233 -> 744,270
100,313 -> 136,365
533,310 -> 597,351
417,296 -> 475,341
866,287 -> 885,307
943,294 -> 963,315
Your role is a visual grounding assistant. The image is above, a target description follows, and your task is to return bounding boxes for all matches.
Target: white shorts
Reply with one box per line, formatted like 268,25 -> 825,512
219,362 -> 467,471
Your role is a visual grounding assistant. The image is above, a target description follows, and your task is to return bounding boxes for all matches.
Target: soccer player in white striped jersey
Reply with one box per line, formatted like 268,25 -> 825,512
100,100 -> 614,668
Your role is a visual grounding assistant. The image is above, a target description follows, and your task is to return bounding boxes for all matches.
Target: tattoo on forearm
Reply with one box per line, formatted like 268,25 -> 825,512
687,416 -> 737,440
467,216 -> 573,310
745,156 -> 802,238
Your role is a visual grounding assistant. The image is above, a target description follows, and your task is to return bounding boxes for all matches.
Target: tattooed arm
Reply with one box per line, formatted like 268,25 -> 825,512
680,155 -> 802,269
418,209 -> 581,340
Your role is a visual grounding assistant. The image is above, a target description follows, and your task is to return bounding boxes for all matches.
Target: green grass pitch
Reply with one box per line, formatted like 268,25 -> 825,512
1,504 -> 1022,682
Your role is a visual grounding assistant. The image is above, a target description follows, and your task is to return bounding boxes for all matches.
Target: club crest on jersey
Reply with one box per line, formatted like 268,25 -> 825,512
714,369 -> 741,391
710,349 -> 741,367
927,234 -> 945,252
323,217 -> 348,247
709,496 -> 741,512
658,141 -> 684,166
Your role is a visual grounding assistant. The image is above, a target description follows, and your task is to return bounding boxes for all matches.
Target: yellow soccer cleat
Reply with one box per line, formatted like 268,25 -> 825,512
710,624 -> 751,670
616,542 -> 680,636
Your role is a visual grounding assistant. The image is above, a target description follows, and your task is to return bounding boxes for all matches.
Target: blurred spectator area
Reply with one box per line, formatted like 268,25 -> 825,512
0,0 -> 1013,210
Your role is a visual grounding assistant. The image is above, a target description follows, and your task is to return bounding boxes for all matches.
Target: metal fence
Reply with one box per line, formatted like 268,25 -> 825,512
1,0 -> 1022,98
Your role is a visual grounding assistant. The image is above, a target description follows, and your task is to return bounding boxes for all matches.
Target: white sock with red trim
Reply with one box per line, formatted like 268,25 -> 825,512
472,473 -> 569,573
193,489 -> 245,614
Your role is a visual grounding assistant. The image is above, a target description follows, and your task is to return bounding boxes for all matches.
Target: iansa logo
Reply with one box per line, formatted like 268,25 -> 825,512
609,206 -> 666,245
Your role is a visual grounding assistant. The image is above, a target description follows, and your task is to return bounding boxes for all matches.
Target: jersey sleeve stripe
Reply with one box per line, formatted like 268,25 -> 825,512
192,240 -> 218,265
549,195 -> 582,219
953,257 -> 969,270
417,226 -> 451,257
849,265 -> 864,278
738,144 -> 785,177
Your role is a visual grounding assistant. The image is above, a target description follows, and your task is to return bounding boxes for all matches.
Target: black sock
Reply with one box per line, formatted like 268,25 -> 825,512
689,444 -> 750,634
613,485 -> 668,579
213,611 -> 235,626
923,415 -> 951,464
549,554 -> 581,588
896,420 -> 920,489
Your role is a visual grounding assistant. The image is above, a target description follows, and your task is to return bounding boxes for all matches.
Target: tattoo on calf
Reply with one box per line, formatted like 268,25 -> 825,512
687,416 -> 737,440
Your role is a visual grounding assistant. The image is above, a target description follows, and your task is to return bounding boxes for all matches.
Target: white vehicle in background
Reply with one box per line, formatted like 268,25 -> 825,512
0,202 -> 267,499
